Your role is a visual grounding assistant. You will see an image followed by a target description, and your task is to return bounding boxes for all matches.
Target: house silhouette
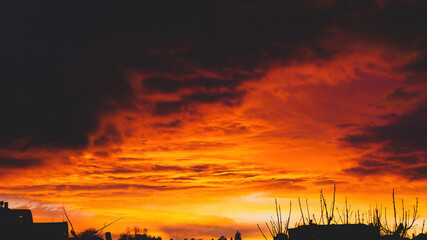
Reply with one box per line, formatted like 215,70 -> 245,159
0,201 -> 68,240
288,224 -> 380,240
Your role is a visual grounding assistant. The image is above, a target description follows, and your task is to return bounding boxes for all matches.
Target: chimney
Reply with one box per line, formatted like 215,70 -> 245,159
105,232 -> 112,240
4,202 -> 8,209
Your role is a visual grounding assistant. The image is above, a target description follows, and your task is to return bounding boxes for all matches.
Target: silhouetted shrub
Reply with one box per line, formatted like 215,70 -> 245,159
78,228 -> 104,240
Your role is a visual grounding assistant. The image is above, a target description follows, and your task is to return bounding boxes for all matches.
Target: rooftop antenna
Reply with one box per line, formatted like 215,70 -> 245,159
62,199 -> 64,222
96,218 -> 124,234
63,207 -> 78,238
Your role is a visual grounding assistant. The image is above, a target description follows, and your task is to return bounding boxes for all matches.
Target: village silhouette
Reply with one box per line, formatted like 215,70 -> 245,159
2,187 -> 427,240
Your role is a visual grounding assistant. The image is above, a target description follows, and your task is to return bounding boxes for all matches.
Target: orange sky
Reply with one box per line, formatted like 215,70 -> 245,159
2,1 -> 427,240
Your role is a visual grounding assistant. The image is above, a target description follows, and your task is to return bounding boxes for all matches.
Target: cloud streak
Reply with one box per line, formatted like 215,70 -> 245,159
0,156 -> 44,169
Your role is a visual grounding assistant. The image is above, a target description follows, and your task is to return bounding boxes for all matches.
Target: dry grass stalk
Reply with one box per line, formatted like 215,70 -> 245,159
257,199 -> 292,240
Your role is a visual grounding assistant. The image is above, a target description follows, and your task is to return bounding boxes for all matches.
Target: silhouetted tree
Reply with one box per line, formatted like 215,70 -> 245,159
235,231 -> 242,240
257,199 -> 291,240
119,226 -> 153,240
78,228 -> 104,240
119,232 -> 132,240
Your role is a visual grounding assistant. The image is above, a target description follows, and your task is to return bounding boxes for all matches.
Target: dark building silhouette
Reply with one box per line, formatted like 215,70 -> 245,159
0,201 -> 68,240
106,232 -> 113,240
119,233 -> 162,240
413,233 -> 427,240
135,234 -> 162,240
274,233 -> 288,240
288,224 -> 380,240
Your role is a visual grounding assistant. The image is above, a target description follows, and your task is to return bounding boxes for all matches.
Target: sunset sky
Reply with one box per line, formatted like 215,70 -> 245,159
1,1 -> 427,239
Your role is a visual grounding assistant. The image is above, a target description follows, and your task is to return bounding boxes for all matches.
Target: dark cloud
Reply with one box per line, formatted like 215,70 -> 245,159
153,120 -> 182,128
314,177 -> 345,186
343,158 -> 427,180
402,52 -> 427,76
153,91 -> 246,116
342,143 -> 427,179
175,141 -> 235,151
1,3 -> 134,149
187,91 -> 245,106
385,155 -> 421,164
117,157 -> 152,162
93,124 -> 123,146
1,0 -> 344,149
205,122 -> 251,135
386,87 -> 420,102
98,163 -> 232,177
143,75 -> 249,115
342,100 -> 427,180
335,123 -> 360,129
333,1 -> 427,50
189,164 -> 218,173
213,172 -> 257,179
407,165 -> 427,180
0,157 -> 43,169
150,164 -> 229,175
343,101 -> 427,153
379,113 -> 399,120
151,165 -> 185,172
343,166 -> 384,177
170,176 -> 195,181
107,166 -> 143,174
251,177 -> 307,190
342,156 -> 396,178
2,0 -> 427,150
149,141 -> 234,152
93,151 -> 110,158
142,77 -> 242,94
154,101 -> 184,116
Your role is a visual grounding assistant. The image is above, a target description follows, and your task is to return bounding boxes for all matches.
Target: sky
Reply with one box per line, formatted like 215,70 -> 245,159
1,0 -> 427,239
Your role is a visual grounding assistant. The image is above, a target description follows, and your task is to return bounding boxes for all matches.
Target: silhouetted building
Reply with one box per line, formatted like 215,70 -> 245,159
413,233 -> 427,240
218,236 -> 227,240
130,233 -> 162,240
274,233 -> 288,240
106,232 -> 112,240
0,201 -> 68,240
288,224 -> 379,240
